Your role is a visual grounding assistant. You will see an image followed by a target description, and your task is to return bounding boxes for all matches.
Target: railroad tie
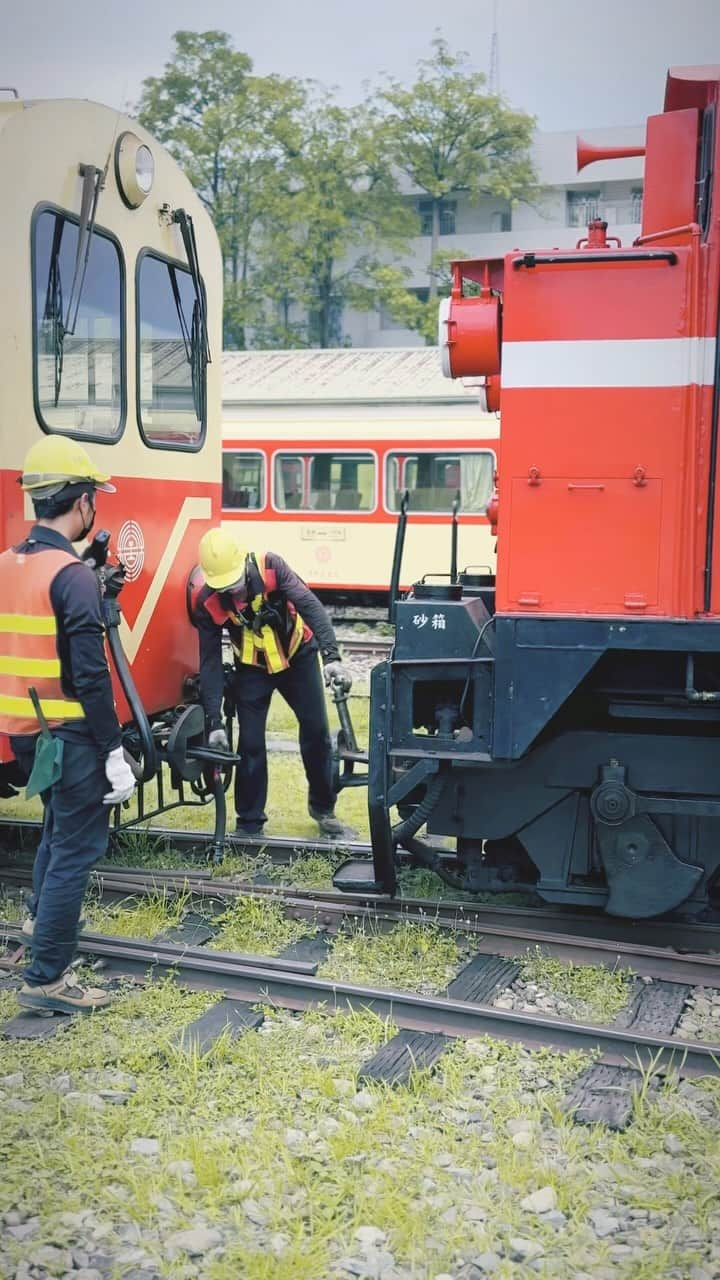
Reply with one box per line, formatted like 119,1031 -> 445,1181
359,1028 -> 452,1086
358,951 -> 520,1086
174,998 -> 264,1054
564,979 -> 695,1131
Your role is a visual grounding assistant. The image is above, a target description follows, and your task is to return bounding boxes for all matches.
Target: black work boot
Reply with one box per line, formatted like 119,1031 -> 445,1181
309,808 -> 355,839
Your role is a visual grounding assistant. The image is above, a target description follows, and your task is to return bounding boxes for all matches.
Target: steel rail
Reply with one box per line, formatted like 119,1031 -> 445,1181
3,834 -> 720,954
4,815 -> 720,954
3,862 -> 720,987
0,926 -> 319,977
0,923 -> 716,1076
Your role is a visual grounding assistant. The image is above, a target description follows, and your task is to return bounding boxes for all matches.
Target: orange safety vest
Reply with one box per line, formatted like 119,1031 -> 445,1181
0,546 -> 85,736
231,553 -> 306,673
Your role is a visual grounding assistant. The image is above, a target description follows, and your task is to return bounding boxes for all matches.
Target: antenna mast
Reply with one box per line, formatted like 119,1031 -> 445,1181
488,0 -> 499,94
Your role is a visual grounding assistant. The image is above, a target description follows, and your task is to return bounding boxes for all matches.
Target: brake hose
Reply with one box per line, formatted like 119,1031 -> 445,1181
391,773 -> 445,845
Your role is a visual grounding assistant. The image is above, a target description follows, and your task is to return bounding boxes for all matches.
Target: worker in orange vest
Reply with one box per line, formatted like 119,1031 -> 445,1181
191,527 -> 352,838
0,437 -> 136,1015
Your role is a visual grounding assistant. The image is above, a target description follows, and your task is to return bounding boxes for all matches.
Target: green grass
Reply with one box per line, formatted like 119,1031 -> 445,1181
518,946 -> 635,1024
267,681 -> 370,747
87,888 -> 193,940
209,893 -> 317,955
2,979 -> 719,1278
0,892 -> 23,924
319,918 -> 463,994
0,977 -> 718,1279
2,750 -> 370,863
266,849 -> 347,889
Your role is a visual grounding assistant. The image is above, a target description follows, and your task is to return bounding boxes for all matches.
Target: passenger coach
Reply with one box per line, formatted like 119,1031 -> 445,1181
0,94 -> 223,738
221,348 -> 498,605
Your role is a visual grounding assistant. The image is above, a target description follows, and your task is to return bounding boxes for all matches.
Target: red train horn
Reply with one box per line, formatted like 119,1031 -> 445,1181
576,137 -> 646,172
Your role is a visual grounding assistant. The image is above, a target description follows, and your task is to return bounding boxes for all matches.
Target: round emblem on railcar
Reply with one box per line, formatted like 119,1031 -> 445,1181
117,520 -> 145,583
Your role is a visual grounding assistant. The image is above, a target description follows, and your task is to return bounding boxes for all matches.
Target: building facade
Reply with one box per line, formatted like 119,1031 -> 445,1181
343,124 -> 645,349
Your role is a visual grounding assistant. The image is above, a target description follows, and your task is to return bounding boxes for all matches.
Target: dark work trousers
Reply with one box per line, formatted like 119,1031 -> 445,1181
233,642 -> 335,829
14,734 -> 110,986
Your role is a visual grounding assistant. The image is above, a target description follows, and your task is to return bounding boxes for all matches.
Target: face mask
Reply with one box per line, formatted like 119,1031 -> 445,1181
74,496 -> 96,542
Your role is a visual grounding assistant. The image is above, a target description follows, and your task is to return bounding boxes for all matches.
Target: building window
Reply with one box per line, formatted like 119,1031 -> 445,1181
631,187 -> 643,221
222,452 -> 265,509
566,190 -> 601,227
274,452 -> 376,512
386,451 -> 495,514
137,253 -> 205,449
490,209 -> 512,233
33,207 -> 124,440
417,199 -> 457,237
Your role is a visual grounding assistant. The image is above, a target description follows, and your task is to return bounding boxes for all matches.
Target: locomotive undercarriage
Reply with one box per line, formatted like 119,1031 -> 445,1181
359,588 -> 720,918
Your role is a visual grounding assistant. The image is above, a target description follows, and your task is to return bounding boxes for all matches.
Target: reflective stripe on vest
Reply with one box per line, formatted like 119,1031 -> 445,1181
0,547 -> 85,735
231,553 -> 305,674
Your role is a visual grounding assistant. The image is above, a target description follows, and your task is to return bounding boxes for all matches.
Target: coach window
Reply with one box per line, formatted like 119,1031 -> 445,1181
223,452 -> 265,509
137,253 -> 205,448
273,452 -> 375,512
386,451 -> 495,513
33,208 -> 124,440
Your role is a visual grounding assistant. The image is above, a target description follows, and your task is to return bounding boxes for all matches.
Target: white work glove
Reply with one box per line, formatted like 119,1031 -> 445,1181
103,746 -> 137,806
323,660 -> 352,693
208,727 -> 230,752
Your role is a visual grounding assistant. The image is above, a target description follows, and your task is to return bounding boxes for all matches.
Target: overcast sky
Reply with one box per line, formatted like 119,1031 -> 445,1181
2,0 -> 719,132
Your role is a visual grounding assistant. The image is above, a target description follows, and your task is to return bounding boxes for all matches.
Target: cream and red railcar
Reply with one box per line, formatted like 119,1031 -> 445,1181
221,349 -> 498,604
0,95 -> 222,768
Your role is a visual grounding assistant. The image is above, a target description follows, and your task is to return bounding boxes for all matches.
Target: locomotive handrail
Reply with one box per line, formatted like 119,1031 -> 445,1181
512,250 -> 678,268
634,222 -> 700,245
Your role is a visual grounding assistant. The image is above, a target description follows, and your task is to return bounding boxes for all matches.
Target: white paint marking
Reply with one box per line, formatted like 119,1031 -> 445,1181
502,337 -> 717,389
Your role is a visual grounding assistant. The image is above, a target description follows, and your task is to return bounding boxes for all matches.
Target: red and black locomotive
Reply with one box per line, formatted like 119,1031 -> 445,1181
355,66 -> 720,918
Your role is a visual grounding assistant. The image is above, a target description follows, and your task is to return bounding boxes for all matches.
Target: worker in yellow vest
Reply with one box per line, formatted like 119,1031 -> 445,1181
0,437 -> 136,1015
191,527 -> 352,838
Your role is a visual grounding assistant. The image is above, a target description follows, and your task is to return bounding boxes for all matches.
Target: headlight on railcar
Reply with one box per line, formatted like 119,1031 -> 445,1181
115,132 -> 155,208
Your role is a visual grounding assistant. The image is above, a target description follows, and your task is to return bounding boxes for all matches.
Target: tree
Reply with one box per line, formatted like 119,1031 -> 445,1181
265,97 -> 416,348
137,33 -> 415,348
137,31 -> 306,348
378,37 -> 538,315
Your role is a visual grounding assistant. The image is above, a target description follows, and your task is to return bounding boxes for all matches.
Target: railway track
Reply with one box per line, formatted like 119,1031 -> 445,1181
3,819 -> 720,954
3,838 -> 720,1091
2,860 -> 720,985
335,634 -> 393,660
1,919 -> 717,1078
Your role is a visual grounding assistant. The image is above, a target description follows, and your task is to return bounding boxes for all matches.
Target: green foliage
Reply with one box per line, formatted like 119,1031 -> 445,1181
377,36 -> 538,319
320,918 -> 462,993
519,946 -> 634,1024
210,893 -> 317,955
88,888 -> 192,939
0,978 -> 719,1277
138,31 -> 307,349
138,32 -> 413,348
137,30 -> 538,347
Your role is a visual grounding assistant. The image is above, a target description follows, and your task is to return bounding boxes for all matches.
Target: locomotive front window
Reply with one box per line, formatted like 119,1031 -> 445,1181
273,452 -> 375,512
386,451 -> 495,513
33,208 -> 124,440
137,252 -> 205,449
222,452 -> 265,509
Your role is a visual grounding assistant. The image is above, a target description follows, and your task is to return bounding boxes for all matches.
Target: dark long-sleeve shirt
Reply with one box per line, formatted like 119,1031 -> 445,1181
11,525 -> 121,756
193,551 -> 340,729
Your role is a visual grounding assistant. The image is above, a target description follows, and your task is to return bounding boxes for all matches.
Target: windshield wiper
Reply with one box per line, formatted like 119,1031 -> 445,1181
42,163 -> 104,406
43,218 -> 65,406
64,163 -> 104,335
172,208 -> 211,422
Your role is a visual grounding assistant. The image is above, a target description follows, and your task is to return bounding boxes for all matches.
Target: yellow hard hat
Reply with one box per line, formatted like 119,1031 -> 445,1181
21,436 -> 115,496
198,527 -> 247,591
